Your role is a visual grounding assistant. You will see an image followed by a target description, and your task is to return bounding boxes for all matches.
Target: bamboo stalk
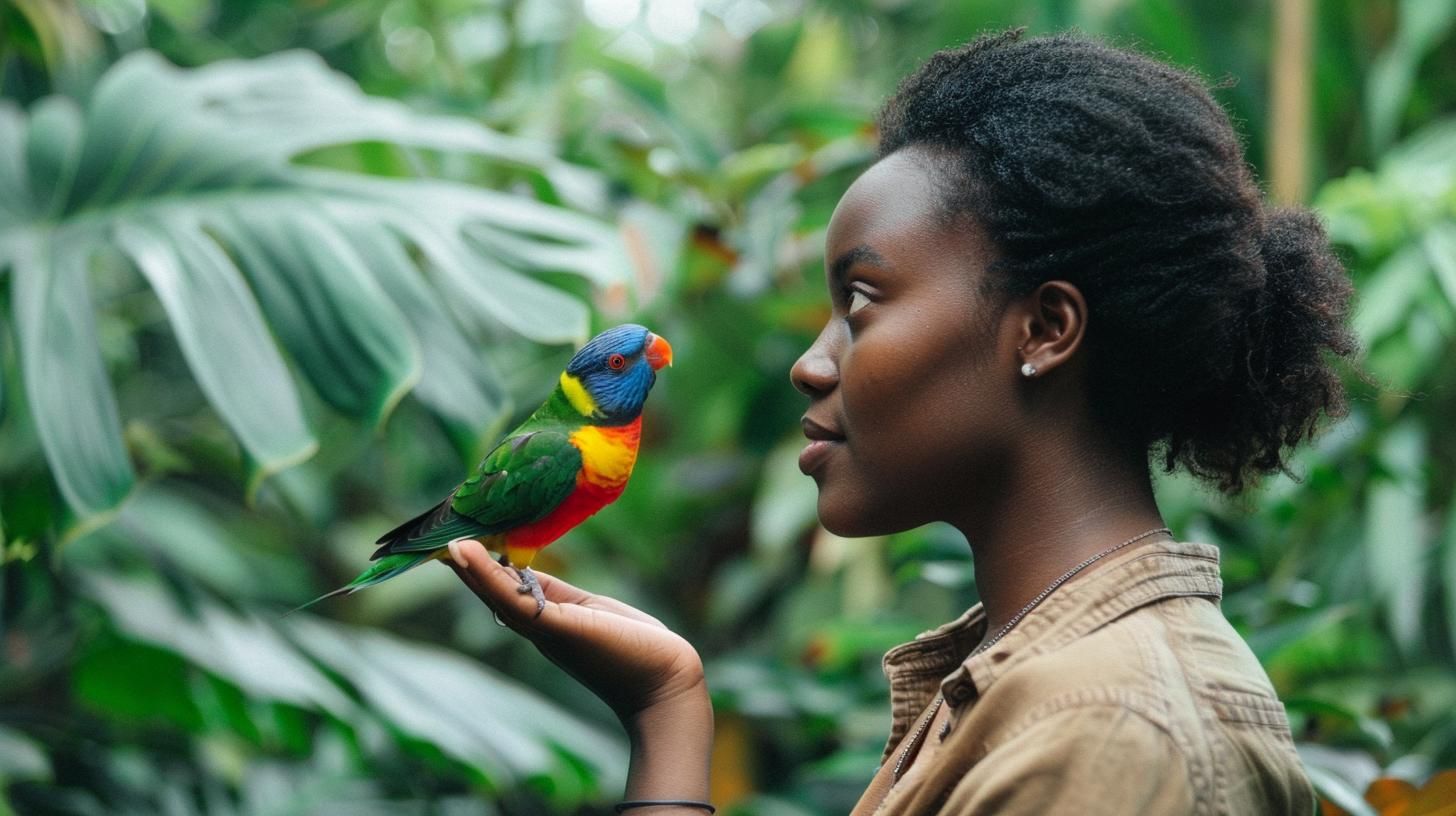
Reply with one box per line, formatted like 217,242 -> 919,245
1269,0 -> 1313,204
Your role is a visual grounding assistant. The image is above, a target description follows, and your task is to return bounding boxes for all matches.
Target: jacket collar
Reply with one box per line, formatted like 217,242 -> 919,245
881,539 -> 1223,728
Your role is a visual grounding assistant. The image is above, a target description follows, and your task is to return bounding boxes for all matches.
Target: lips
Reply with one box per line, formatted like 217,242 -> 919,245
801,416 -> 844,442
799,415 -> 845,474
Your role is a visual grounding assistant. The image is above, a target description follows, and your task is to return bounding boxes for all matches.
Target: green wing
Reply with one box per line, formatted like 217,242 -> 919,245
375,430 -> 582,557
452,429 -> 583,528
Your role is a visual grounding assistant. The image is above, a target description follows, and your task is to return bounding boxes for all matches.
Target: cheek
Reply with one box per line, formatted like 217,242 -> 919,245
834,321 -> 1015,525
842,319 -> 985,451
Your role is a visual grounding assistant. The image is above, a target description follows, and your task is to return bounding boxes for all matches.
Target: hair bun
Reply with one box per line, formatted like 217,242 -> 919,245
1191,206 -> 1358,490
1151,206 -> 1356,493
1253,207 -> 1355,366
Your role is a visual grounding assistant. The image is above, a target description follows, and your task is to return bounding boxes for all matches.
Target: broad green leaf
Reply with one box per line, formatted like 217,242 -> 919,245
752,437 -> 819,561
24,96 -> 84,218
385,210 -> 590,346
784,15 -> 849,98
64,484 -> 313,602
82,572 -> 356,718
212,207 -> 421,425
145,0 -> 210,29
0,724 -> 50,781
1423,223 -> 1456,310
286,615 -> 627,790
718,143 -> 807,198
1364,422 -> 1427,655
1364,0 -> 1456,152
312,170 -> 623,286
1366,49 -> 1417,157
69,50 -> 211,211
1353,245 -> 1429,347
338,222 -> 510,448
116,218 -> 318,479
175,50 -> 571,173
0,51 -> 623,520
1304,764 -> 1378,816
0,102 -> 30,227
1314,170 -> 1407,256
1283,698 -> 1394,751
76,0 -> 146,34
1299,744 -> 1383,813
1245,604 -> 1357,661
597,58 -> 720,173
1383,117 -> 1456,195
10,232 -> 135,520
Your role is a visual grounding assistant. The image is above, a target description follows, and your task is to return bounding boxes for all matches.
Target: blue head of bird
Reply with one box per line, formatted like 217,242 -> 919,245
562,324 -> 672,424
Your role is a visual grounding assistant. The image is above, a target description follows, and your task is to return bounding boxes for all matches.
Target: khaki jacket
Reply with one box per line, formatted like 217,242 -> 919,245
852,540 -> 1317,815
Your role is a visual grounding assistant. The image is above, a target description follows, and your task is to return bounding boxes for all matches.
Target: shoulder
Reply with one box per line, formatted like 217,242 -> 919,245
942,596 -> 1313,814
933,703 -> 1195,816
976,593 -> 1285,730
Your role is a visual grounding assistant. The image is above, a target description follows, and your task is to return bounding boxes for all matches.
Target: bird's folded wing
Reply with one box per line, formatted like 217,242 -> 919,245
380,430 -> 585,560
453,429 -> 583,529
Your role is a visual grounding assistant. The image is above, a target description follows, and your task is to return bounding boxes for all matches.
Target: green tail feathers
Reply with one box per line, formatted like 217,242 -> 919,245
289,552 -> 438,614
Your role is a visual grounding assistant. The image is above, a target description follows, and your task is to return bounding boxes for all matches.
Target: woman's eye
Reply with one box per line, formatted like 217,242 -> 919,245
848,290 -> 871,315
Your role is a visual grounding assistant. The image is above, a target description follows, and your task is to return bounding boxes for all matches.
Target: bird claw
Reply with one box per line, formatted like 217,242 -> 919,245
513,566 -> 546,619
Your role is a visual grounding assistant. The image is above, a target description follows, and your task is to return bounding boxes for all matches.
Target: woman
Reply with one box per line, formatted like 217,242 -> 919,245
446,29 -> 1354,815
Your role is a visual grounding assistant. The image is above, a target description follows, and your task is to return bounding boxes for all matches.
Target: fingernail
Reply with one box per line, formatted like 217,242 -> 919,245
447,539 -> 469,568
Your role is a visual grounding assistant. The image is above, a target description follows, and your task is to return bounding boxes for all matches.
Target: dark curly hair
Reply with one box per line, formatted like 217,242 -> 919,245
877,29 -> 1358,494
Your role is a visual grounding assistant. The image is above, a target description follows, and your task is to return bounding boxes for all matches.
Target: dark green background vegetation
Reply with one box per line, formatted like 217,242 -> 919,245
2,1 -> 1454,813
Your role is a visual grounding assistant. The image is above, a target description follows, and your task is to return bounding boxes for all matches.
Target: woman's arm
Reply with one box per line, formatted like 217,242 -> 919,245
447,539 -> 713,814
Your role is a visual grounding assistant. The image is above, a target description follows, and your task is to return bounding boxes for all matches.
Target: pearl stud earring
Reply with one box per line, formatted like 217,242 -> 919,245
1020,362 -> 1037,377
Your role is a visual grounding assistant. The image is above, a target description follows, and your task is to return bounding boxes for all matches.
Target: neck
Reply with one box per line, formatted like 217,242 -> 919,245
537,386 -> 591,423
950,428 -> 1168,649
538,383 -> 643,427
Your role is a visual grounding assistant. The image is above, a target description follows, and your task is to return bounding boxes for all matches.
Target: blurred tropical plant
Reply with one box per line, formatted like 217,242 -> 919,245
0,30 -> 635,816
3,0 -> 1455,815
0,48 -> 622,530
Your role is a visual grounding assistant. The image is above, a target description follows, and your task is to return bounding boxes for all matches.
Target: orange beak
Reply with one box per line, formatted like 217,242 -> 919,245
644,332 -> 673,370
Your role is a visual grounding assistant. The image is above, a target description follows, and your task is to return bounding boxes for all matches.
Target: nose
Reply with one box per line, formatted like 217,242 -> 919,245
791,321 -> 842,397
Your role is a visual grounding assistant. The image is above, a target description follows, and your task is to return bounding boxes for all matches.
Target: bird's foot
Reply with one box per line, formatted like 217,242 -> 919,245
512,566 -> 546,618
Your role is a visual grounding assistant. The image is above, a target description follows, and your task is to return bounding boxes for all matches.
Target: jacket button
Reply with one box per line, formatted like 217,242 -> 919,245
943,680 -> 973,705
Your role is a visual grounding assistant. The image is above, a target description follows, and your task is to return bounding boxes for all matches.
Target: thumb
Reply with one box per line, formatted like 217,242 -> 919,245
447,539 -> 568,630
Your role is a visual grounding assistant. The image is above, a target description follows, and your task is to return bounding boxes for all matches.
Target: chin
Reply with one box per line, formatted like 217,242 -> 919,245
815,492 -> 905,538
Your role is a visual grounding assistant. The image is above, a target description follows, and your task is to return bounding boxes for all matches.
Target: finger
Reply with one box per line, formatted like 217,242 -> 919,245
448,539 -> 568,628
441,557 -> 511,620
449,540 -> 657,646
540,573 -> 668,627
446,540 -> 671,643
526,569 -> 595,605
495,563 -> 667,628
441,544 -> 521,624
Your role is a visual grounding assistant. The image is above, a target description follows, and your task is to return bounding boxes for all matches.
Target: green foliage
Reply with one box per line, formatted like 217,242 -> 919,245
2,1 -> 1454,814
0,48 -> 622,526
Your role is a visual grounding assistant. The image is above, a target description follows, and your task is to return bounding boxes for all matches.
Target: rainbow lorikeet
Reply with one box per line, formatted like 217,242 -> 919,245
302,324 -> 672,615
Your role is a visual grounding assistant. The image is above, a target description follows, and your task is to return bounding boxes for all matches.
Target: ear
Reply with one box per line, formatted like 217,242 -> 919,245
1013,281 -> 1088,378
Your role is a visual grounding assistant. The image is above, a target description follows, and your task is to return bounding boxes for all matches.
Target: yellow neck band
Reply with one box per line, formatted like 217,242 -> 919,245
559,372 -> 599,417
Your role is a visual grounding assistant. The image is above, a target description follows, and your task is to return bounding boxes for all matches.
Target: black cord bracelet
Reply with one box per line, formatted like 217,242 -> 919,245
614,800 -> 716,814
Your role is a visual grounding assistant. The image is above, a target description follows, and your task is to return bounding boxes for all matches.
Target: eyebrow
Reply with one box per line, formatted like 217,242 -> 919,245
829,244 -> 888,284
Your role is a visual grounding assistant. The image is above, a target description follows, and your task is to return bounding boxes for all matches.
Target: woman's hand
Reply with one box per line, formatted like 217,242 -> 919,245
445,538 -> 705,719
445,539 -> 713,811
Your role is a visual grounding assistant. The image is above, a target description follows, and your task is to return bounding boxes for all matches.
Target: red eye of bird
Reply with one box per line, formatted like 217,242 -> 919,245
607,353 -> 627,371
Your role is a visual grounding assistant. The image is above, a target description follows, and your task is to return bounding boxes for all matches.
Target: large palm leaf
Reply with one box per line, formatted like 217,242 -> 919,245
0,50 -> 624,526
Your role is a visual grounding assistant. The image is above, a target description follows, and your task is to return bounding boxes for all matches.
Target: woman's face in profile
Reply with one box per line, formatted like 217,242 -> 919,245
791,148 -> 1022,537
